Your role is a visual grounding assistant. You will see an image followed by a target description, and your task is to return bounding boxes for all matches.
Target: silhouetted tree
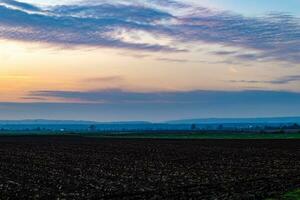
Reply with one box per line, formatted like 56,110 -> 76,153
89,125 -> 97,132
218,124 -> 224,130
292,123 -> 300,129
191,124 -> 197,130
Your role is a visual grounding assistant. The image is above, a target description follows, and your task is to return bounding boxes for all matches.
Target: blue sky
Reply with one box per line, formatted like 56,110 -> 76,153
199,0 -> 300,16
20,0 -> 300,15
0,0 -> 299,121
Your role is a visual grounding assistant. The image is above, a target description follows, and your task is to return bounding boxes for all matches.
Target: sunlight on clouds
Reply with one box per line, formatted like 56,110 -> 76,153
109,29 -> 175,48
16,0 -> 79,6
229,67 -> 238,74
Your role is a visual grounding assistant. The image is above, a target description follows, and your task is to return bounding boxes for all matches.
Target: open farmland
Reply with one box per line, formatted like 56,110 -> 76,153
88,132 -> 300,140
0,136 -> 299,199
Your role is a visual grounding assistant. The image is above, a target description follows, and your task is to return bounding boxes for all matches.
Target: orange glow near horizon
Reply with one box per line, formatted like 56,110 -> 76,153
0,37 -> 299,103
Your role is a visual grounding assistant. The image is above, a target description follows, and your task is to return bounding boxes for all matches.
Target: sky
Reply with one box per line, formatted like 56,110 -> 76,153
0,0 -> 300,121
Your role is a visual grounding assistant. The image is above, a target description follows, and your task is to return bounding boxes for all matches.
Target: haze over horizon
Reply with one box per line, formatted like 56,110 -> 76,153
1,0 -> 300,121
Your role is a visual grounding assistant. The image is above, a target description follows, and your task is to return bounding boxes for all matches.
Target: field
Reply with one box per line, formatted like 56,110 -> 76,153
88,132 -> 300,140
0,136 -> 299,199
268,189 -> 300,200
1,131 -> 300,140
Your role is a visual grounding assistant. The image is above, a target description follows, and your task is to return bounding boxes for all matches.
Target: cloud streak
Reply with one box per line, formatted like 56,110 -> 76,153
0,1 -> 300,62
28,89 -> 300,104
0,2 -> 177,51
0,0 -> 41,12
229,75 -> 300,85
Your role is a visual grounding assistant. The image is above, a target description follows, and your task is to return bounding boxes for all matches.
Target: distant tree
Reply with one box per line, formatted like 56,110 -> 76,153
218,124 -> 224,130
292,123 -> 300,129
191,124 -> 197,130
89,125 -> 97,132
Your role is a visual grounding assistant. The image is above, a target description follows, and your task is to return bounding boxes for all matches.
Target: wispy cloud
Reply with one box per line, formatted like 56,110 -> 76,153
229,75 -> 300,85
0,2 -> 177,51
0,0 -> 41,12
0,1 -> 300,62
155,57 -> 188,63
28,89 -> 300,104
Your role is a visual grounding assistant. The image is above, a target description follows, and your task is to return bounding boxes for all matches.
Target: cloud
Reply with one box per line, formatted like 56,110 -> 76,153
155,57 -> 188,63
0,4 -> 177,51
213,50 -> 238,56
52,3 -> 174,24
269,75 -> 300,84
22,97 -> 48,101
179,12 -> 300,63
0,0 -> 41,12
28,88 -> 300,104
229,75 -> 300,85
0,1 -> 300,62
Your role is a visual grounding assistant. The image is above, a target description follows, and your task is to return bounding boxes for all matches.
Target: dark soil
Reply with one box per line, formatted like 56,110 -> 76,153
0,136 -> 299,199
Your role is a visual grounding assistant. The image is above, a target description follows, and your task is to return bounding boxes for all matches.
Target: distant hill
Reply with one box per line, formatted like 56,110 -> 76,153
0,118 -> 299,131
1,117 -> 300,125
166,117 -> 300,124
0,119 -> 150,125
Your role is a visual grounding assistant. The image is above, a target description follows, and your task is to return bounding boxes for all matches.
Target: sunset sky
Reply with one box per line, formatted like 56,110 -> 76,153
0,0 -> 300,121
